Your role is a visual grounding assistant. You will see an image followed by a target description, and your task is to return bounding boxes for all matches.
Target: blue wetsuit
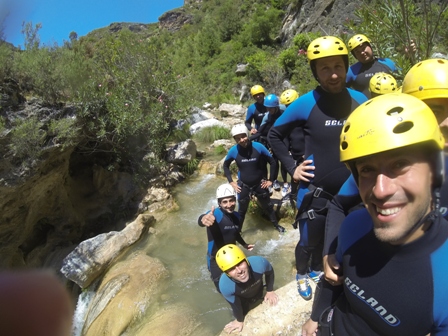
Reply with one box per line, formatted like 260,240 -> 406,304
346,58 -> 398,98
312,209 -> 448,335
268,86 -> 367,274
245,102 -> 267,131
198,208 -> 247,290
219,255 -> 275,322
223,141 -> 279,229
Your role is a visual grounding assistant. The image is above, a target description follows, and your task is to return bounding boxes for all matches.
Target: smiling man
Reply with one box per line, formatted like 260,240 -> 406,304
216,244 -> 278,334
198,184 -> 254,291
268,36 -> 367,300
302,93 -> 448,336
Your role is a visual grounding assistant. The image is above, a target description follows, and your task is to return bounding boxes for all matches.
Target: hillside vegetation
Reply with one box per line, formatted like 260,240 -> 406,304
1,0 -> 447,181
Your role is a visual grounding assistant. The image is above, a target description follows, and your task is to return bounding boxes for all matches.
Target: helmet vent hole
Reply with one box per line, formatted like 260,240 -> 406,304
386,106 -> 404,116
341,141 -> 348,150
419,85 -> 424,91
343,124 -> 350,133
393,121 -> 414,134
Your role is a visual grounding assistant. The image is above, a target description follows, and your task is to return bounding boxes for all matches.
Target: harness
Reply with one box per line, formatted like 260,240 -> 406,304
292,184 -> 333,228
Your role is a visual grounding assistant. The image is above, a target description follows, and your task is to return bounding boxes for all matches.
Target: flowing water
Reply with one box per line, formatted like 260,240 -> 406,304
131,173 -> 300,335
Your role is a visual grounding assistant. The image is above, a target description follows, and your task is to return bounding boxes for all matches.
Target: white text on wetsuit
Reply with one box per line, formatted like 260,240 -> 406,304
325,120 -> 346,126
345,277 -> 400,326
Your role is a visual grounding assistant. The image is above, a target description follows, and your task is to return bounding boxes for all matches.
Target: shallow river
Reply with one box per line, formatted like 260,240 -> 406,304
126,173 -> 300,335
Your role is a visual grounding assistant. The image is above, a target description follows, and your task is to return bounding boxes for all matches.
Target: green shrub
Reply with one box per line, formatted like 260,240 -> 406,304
182,158 -> 200,175
9,117 -> 45,160
193,125 -> 231,143
214,144 -> 227,155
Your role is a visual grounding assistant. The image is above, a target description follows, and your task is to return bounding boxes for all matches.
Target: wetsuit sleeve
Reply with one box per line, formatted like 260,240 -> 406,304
262,258 -> 275,292
263,148 -> 278,182
310,280 -> 343,321
324,175 -> 361,256
245,105 -> 255,130
235,231 -> 247,247
219,276 -> 245,322
223,148 -> 236,183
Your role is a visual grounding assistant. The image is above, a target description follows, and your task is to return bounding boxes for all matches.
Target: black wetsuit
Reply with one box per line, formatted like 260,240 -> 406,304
268,86 -> 367,274
198,207 -> 247,291
223,141 -> 279,229
245,102 -> 267,131
219,256 -> 275,322
312,209 -> 448,335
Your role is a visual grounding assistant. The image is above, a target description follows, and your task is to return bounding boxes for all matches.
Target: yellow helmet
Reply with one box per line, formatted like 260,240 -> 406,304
250,85 -> 265,96
307,36 -> 348,62
280,89 -> 299,105
347,34 -> 372,52
307,36 -> 349,80
401,59 -> 448,100
216,244 -> 248,272
369,73 -> 398,96
340,93 -> 444,185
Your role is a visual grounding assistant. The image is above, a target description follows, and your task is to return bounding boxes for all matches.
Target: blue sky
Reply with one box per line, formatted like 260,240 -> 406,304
1,0 -> 184,48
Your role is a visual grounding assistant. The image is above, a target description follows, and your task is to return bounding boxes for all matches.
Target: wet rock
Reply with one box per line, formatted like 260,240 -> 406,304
82,252 -> 169,336
218,103 -> 246,118
133,304 -> 210,336
217,280 -> 314,336
60,214 -> 154,288
166,139 -> 197,165
189,119 -> 229,134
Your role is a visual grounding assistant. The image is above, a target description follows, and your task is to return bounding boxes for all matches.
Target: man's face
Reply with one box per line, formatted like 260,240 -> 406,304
315,56 -> 347,94
425,97 -> 448,149
226,260 -> 250,283
356,147 -> 433,245
352,42 -> 374,63
233,133 -> 249,148
218,196 -> 236,213
266,106 -> 277,115
253,93 -> 265,104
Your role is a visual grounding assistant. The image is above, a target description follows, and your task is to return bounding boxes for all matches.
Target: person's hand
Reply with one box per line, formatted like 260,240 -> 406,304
302,318 -> 319,336
264,291 -> 278,305
250,128 -> 257,135
224,319 -> 244,334
245,244 -> 255,251
230,181 -> 241,193
260,179 -> 272,189
201,206 -> 216,227
323,254 -> 343,285
293,160 -> 315,182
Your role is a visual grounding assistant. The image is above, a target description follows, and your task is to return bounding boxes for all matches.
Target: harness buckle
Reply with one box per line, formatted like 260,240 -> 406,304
313,187 -> 323,198
307,209 -> 316,220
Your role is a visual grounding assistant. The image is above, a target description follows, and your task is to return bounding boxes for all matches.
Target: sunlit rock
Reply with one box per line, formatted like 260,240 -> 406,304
82,252 -> 169,336
60,214 -> 154,288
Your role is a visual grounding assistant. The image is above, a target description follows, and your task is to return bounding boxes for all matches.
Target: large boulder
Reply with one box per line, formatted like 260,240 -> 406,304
60,214 -> 154,288
166,139 -> 197,165
81,252 -> 170,336
218,280 -> 315,336
189,119 -> 229,134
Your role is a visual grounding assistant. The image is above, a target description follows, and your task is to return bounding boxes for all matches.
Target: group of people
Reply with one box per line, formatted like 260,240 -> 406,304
198,32 -> 448,335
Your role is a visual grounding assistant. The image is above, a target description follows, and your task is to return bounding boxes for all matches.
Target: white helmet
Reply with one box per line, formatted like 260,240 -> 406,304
231,124 -> 248,137
216,183 -> 236,200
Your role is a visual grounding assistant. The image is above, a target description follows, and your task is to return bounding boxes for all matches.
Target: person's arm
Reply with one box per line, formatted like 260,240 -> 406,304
323,175 -> 361,284
245,105 -> 256,133
223,150 -> 236,183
